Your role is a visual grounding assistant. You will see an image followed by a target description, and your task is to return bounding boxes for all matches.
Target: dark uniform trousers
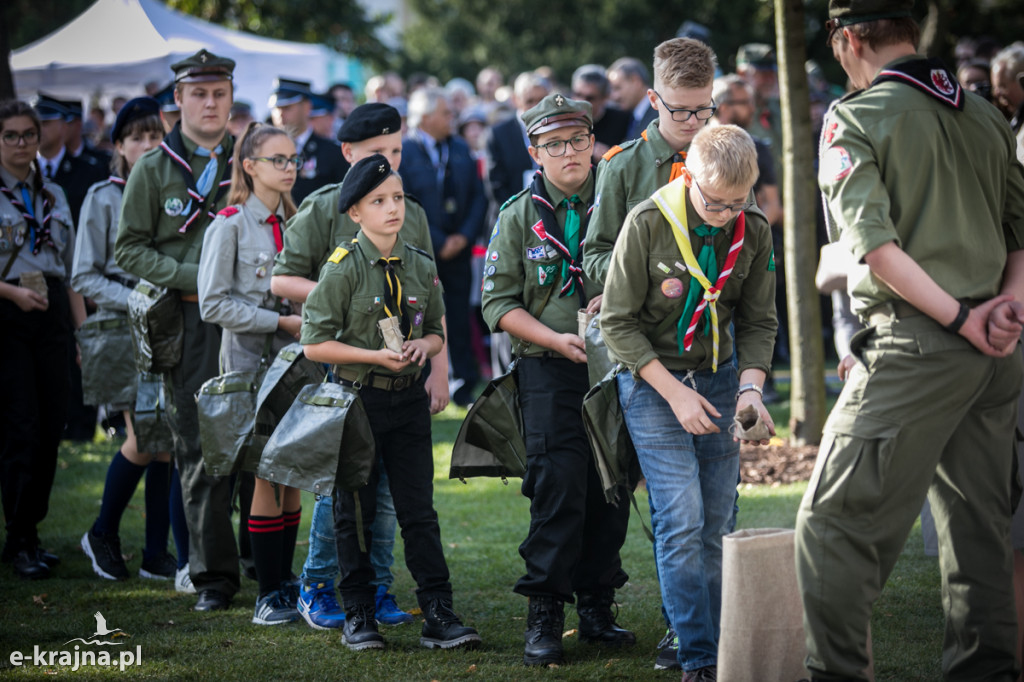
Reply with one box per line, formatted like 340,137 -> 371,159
0,279 -> 70,551
796,312 -> 1023,681
167,301 -> 239,597
437,251 -> 479,393
333,376 -> 453,610
515,355 -> 629,602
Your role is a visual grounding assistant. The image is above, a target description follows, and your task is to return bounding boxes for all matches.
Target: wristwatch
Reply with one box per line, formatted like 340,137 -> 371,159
736,383 -> 763,401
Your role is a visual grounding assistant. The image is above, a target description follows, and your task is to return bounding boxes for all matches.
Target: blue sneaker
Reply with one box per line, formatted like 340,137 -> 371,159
297,581 -> 346,630
375,584 -> 414,625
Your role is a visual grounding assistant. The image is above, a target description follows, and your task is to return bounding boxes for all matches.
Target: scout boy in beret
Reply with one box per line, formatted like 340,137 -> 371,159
301,154 -> 480,652
481,93 -> 634,666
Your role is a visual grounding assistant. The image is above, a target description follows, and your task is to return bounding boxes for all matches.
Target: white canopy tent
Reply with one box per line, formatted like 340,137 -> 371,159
11,0 -> 363,119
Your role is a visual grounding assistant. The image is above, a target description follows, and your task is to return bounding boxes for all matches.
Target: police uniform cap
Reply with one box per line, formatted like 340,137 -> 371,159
269,77 -> 312,109
521,92 -> 593,137
309,92 -> 333,118
736,43 -> 777,70
58,98 -> 84,121
110,97 -> 160,143
337,103 -> 402,143
153,82 -> 179,113
828,0 -> 913,23
171,49 -> 235,84
229,101 -> 253,119
337,153 -> 394,214
33,94 -> 69,122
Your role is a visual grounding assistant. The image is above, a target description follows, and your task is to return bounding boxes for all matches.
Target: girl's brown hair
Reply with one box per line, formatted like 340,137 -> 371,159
227,121 -> 297,219
112,113 -> 163,179
0,100 -> 55,206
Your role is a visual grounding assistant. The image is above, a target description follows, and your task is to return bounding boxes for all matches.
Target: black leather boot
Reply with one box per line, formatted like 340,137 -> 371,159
523,596 -> 565,666
576,589 -> 636,646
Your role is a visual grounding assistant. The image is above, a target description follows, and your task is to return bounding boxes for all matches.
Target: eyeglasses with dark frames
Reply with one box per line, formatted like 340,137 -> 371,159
534,134 -> 592,157
692,177 -> 754,214
250,154 -> 303,171
1,130 -> 40,146
653,91 -> 717,123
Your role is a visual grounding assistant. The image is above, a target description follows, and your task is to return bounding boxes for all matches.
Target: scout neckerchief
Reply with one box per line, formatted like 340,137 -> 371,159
872,57 -> 964,111
640,129 -> 688,181
159,124 -> 232,234
652,179 -> 745,372
266,214 -> 284,253
0,175 -> 54,255
377,254 -> 411,339
529,171 -> 592,306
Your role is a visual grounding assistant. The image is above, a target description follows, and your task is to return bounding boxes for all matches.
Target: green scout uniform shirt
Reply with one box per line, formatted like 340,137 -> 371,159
819,56 -> 1024,317
480,173 -> 595,356
273,181 -> 433,281
114,129 -> 233,293
300,231 -> 445,378
601,194 -> 777,376
585,119 -> 680,291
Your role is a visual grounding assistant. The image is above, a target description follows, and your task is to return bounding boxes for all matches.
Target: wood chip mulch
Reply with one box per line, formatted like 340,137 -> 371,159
739,441 -> 820,486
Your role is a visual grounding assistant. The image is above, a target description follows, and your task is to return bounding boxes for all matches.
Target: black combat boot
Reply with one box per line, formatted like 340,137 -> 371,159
420,597 -> 481,649
576,589 -> 636,646
523,596 -> 565,666
342,603 -> 385,650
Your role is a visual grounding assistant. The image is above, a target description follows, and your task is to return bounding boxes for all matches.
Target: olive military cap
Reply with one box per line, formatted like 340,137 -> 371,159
828,0 -> 913,23
171,49 -> 235,83
521,92 -> 593,137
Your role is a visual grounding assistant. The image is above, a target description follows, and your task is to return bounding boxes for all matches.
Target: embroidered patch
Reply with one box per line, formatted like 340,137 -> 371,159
545,245 -> 558,259
489,251 -> 499,262
485,264 -> 496,276
768,248 -> 776,272
822,146 -> 853,182
483,280 -> 495,292
327,246 -> 349,264
537,264 -> 557,286
931,69 -> 955,96
526,245 -> 546,260
674,261 -> 687,273
164,197 -> 184,217
433,275 -> 440,286
489,222 -> 499,242
657,262 -> 671,274
407,295 -> 418,305
531,221 -> 547,241
661,277 -> 684,298
217,206 -> 240,217
824,121 -> 838,144
414,311 -> 424,326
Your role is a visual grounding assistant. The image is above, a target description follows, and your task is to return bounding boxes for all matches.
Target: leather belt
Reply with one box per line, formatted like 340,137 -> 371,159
866,298 -> 981,328
180,293 -> 199,303
335,367 -> 421,391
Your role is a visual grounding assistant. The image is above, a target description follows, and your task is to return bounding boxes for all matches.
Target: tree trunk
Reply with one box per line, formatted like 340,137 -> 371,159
775,0 -> 826,445
0,1 -> 15,100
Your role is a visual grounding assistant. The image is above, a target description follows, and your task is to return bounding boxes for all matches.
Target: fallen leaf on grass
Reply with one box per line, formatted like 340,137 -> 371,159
467,664 -> 477,672
32,594 -> 48,606
409,607 -> 422,616
605,659 -> 620,668
562,628 -> 577,639
447,543 -> 459,549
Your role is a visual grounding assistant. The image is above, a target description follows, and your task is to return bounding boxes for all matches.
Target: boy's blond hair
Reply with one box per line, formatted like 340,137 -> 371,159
653,38 -> 717,90
686,125 -> 759,190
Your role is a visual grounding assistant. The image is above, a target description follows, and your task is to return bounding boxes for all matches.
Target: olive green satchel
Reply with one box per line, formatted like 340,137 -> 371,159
127,281 -> 183,374
77,311 -> 136,407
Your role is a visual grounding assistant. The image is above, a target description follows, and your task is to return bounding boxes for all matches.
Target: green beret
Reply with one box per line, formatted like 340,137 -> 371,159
828,0 -> 913,23
171,49 -> 235,84
521,93 -> 593,137
338,154 -> 394,214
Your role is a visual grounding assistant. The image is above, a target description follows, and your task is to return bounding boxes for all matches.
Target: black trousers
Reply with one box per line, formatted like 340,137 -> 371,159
167,302 -> 239,597
0,280 -> 71,552
334,378 -> 452,610
436,251 -> 479,390
514,356 -> 630,602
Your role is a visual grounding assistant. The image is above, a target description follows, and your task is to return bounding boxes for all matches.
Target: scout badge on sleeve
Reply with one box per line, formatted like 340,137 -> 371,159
76,311 -> 136,407
127,281 -> 183,374
450,361 -> 527,481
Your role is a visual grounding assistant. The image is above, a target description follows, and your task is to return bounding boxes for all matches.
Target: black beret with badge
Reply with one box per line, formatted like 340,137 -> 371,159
110,96 -> 160,143
268,77 -> 312,109
337,103 -> 402,143
171,49 -> 235,83
337,153 -> 393,214
828,0 -> 913,23
33,94 -> 69,121
521,92 -> 593,137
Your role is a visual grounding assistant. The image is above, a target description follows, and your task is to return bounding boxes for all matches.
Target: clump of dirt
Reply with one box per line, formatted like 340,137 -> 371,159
740,441 -> 819,486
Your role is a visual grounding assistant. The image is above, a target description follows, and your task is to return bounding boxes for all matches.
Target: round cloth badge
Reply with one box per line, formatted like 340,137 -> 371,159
256,266 -> 267,278
483,280 -> 495,292
485,264 -> 496,276
164,197 -> 185,217
661,277 -> 684,298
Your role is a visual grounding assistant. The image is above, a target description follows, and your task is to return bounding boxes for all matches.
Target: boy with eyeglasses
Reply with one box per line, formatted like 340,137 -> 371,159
481,93 -> 634,667
600,124 -> 776,682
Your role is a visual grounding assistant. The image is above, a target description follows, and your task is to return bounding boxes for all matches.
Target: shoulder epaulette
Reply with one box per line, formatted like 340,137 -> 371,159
499,186 -> 531,213
601,137 -> 642,163
327,245 -> 350,264
405,243 -> 433,261
217,206 -> 240,218
404,192 -> 422,207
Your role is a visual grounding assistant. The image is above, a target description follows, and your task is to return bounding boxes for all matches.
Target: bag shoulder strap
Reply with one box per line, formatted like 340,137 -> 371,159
1,238 -> 25,280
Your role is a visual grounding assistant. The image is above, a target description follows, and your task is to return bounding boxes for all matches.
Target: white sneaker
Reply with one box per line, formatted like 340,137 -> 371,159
175,564 -> 196,594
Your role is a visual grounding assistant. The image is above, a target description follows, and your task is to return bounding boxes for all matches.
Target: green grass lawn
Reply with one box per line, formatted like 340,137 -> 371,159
0,403 -> 943,680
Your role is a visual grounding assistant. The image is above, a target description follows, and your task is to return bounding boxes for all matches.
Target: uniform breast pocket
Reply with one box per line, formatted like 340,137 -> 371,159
0,215 -> 17,253
403,291 -> 429,335
50,215 -> 72,255
644,252 -> 689,315
237,248 -> 274,286
351,293 -> 386,345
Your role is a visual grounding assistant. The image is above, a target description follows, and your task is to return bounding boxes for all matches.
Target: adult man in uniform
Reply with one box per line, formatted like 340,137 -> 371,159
795,3 -> 1024,679
115,48 -> 239,612
268,78 -> 348,205
271,102 -> 447,630
571,65 -> 631,164
60,98 -> 110,169
486,72 -> 551,208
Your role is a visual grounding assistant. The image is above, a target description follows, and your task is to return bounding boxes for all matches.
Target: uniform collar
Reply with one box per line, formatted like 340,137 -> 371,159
242,193 -> 285,224
295,126 -> 313,151
0,164 -> 36,188
179,126 -> 229,160
37,146 -> 65,170
644,120 -> 681,165
541,170 -> 594,206
354,229 -> 407,263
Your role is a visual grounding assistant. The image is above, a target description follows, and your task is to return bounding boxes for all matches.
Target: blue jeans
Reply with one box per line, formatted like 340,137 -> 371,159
618,365 -> 739,671
301,457 -> 397,589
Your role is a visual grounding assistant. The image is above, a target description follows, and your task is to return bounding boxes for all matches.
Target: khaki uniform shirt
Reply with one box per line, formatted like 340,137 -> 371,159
273,182 -> 433,281
72,179 -> 136,311
819,56 -> 1024,316
601,194 -> 777,375
585,120 -> 680,290
198,194 -> 292,372
481,173 -> 595,356
0,166 -> 75,282
301,232 -> 445,378
114,129 -> 234,293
